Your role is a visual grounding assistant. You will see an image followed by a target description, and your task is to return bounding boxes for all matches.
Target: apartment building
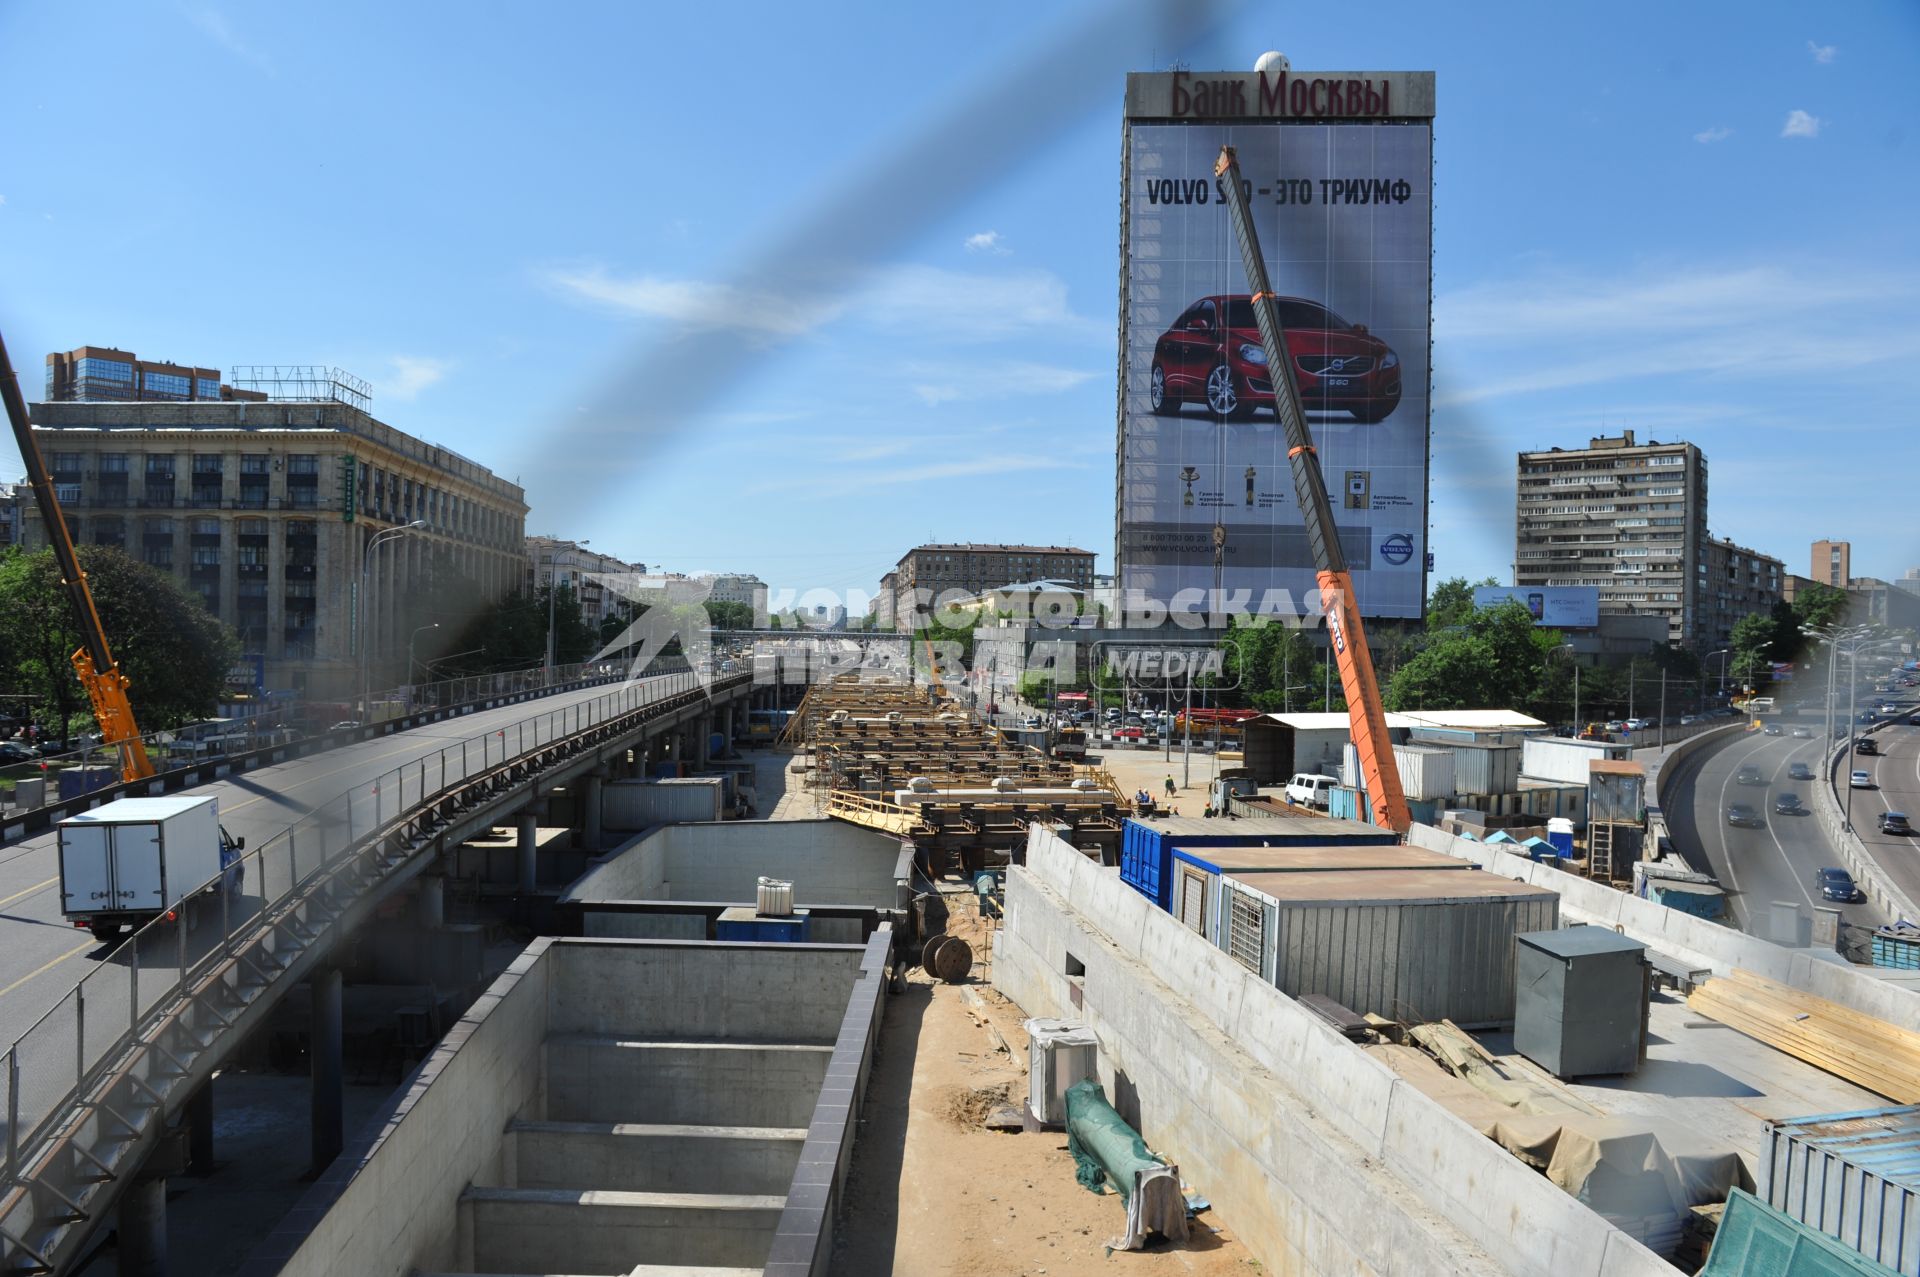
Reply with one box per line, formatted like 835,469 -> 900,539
44,346 -> 267,404
1701,536 -> 1784,651
1514,430 -> 1709,648
21,397 -> 528,699
523,537 -> 646,632
1812,539 -> 1852,588
885,543 -> 1095,630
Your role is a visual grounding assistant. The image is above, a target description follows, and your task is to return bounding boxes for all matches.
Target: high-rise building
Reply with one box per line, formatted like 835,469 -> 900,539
1701,536 -> 1784,650
1812,539 -> 1852,588
43,346 -> 267,404
1514,430 -> 1710,648
21,390 -> 528,699
885,544 -> 1095,630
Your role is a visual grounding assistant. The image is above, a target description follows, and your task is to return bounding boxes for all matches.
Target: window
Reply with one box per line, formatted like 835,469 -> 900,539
145,455 -> 175,476
51,452 -> 83,474
1648,455 -> 1685,466
140,371 -> 191,399
77,358 -> 134,385
241,454 -> 270,474
286,455 -> 320,476
194,377 -> 221,400
192,454 -> 223,474
99,454 -> 129,474
192,519 -> 220,537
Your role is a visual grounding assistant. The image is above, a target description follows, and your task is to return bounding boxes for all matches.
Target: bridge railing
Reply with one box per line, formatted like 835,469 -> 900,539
0,669 -> 718,1188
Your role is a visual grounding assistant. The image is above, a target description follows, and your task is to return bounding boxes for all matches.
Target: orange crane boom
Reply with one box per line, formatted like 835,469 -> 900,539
1213,146 -> 1409,832
0,330 -> 155,782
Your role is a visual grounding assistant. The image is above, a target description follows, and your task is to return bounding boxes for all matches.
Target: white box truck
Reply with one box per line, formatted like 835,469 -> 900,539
58,796 -> 244,941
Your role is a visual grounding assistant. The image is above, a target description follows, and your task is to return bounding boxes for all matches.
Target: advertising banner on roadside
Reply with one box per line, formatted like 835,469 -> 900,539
1473,585 -> 1601,629
1118,77 -> 1433,620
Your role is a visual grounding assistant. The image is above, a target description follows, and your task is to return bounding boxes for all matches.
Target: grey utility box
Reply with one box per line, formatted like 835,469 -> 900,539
1513,927 -> 1647,1079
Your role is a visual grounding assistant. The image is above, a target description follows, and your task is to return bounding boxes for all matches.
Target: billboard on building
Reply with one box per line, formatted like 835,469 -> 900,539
1118,70 -> 1435,620
1473,585 -> 1601,629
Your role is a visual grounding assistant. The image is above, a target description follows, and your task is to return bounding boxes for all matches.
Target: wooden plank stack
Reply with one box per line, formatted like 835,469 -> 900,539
1686,968 -> 1920,1101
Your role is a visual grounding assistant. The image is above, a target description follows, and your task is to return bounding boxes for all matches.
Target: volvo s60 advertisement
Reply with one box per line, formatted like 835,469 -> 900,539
1118,118 -> 1433,619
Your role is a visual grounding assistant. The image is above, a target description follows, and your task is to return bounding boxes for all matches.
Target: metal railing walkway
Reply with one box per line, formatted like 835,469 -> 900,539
0,670 -> 747,1275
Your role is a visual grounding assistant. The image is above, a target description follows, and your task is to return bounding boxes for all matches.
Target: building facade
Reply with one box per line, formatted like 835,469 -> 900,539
21,399 -> 527,700
1514,431 -> 1709,648
0,483 -> 21,551
1701,536 -> 1784,651
698,573 -> 765,609
886,543 -> 1095,630
1812,539 -> 1852,588
43,346 -> 266,404
523,537 -> 646,632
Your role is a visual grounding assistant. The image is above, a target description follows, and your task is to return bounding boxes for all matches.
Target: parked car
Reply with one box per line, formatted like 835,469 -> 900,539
1850,770 -> 1877,789
1284,773 -> 1341,809
1149,294 -> 1403,423
329,720 -> 362,731
1113,726 -> 1145,740
1605,720 -> 1626,733
1881,811 -> 1912,836
1679,715 -> 1700,726
1726,803 -> 1764,829
1816,868 -> 1863,903
1773,793 -> 1805,815
1788,762 -> 1815,781
1791,726 -> 1812,738
0,741 -> 38,764
1735,765 -> 1767,786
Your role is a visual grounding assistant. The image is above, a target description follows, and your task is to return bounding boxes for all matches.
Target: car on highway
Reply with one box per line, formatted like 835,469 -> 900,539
1857,738 -> 1879,755
0,741 -> 37,764
1773,792 -> 1806,815
1148,294 -> 1403,423
1881,811 -> 1912,836
1911,712 -> 1920,726
1763,723 -> 1784,736
1625,717 -> 1651,731
329,720 -> 362,731
1791,725 -> 1812,738
1816,868 -> 1864,903
1788,761 -> 1815,780
1735,765 -> 1767,786
1605,719 -> 1625,733
1726,803 -> 1764,829
1851,769 -> 1877,789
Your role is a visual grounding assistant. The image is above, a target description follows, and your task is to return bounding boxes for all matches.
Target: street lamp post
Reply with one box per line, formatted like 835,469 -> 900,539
360,520 -> 426,721
1707,649 -> 1729,714
1552,644 -> 1579,733
408,622 -> 440,682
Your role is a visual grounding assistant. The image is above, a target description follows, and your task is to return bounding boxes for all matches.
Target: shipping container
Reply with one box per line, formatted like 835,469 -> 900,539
1449,743 -> 1522,797
1521,736 -> 1630,787
1393,744 -> 1456,801
602,777 -> 727,830
1761,1105 -> 1920,1274
1170,843 -> 1471,950
1213,868 -> 1561,1026
1119,814 -> 1399,911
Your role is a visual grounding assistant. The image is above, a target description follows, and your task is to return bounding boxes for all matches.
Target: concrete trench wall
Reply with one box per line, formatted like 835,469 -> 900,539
1404,822 -> 1920,1033
566,819 -> 910,910
996,825 -> 1673,1277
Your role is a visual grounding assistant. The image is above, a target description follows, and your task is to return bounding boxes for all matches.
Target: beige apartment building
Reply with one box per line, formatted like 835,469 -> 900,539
21,397 -> 528,700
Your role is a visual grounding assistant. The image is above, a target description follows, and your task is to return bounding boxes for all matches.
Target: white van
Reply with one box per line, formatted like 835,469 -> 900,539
1284,773 -> 1340,809
1746,697 -> 1775,714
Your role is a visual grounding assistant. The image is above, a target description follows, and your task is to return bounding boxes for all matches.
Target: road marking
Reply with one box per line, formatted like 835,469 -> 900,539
0,938 -> 94,1000
0,875 -> 58,909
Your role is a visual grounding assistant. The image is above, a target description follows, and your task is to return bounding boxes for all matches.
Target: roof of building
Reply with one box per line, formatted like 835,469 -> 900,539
1219,866 -> 1558,904
903,543 -> 1093,557
1255,709 -> 1546,731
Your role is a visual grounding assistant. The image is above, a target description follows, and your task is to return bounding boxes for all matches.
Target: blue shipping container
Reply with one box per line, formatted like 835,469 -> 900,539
716,910 -> 812,943
1120,815 -> 1400,911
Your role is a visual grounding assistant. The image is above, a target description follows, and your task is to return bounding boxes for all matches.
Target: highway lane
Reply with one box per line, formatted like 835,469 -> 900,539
1844,714 -> 1920,920
1663,722 -> 1890,937
0,674 -> 693,1048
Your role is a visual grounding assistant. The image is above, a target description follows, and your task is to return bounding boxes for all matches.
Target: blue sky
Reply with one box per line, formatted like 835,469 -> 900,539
3,1 -> 1917,606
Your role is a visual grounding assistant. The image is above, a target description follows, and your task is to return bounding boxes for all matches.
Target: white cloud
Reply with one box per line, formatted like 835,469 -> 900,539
1782,109 -> 1822,139
1808,40 -> 1837,64
385,356 -> 450,401
188,8 -> 273,74
542,262 -> 1091,344
964,230 -> 1010,255
908,360 -> 1095,405
1693,126 -> 1733,144
1434,261 -> 1920,407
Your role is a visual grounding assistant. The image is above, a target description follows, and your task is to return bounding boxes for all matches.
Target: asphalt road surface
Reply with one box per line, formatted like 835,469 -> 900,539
1662,721 -> 1891,937
0,673 -> 688,1149
1840,713 -> 1920,921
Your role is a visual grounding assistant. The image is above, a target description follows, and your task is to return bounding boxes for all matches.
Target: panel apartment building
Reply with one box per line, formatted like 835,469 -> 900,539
1514,431 -> 1709,648
21,384 -> 529,701
1701,537 -> 1784,651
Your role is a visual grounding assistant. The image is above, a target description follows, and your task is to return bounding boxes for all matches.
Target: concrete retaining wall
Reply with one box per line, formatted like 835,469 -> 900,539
996,825 -> 1670,1277
1405,822 -> 1920,1034
566,819 -> 911,910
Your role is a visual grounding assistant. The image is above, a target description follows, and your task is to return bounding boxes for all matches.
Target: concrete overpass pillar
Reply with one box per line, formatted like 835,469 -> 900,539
117,1174 -> 168,1276
517,807 -> 540,894
582,773 -> 605,850
186,1082 -> 215,1175
310,964 -> 344,1175
697,716 -> 712,765
419,875 -> 445,929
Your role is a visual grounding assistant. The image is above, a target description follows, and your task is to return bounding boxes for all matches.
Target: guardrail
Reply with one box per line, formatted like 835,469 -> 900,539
1815,721 -> 1919,926
0,659 -> 682,846
0,669 -> 736,1233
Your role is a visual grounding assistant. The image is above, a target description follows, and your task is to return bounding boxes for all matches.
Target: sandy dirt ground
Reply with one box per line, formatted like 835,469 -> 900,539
831,898 -> 1259,1277
1093,748 -> 1236,819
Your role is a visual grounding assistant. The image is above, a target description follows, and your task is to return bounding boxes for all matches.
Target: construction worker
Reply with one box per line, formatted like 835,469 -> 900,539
1164,775 -> 1176,798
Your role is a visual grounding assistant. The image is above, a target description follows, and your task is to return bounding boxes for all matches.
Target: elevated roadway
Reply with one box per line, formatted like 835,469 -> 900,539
1835,712 -> 1920,919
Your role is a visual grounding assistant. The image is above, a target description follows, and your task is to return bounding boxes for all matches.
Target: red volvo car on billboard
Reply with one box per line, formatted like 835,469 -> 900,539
1147,294 -> 1402,422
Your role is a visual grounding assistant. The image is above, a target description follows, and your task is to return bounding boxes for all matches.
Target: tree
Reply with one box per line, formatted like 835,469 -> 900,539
704,600 -> 755,631
1384,600 -> 1561,712
1793,582 -> 1849,633
1426,576 -> 1499,630
0,546 -> 238,731
1218,616 -> 1333,712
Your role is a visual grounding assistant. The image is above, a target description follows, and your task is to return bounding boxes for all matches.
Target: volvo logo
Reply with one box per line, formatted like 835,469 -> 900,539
1379,533 -> 1415,565
1326,357 -> 1348,373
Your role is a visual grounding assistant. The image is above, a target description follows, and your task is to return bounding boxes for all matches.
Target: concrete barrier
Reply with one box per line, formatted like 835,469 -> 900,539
1813,724 -> 1918,925
996,824 -> 1672,1277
